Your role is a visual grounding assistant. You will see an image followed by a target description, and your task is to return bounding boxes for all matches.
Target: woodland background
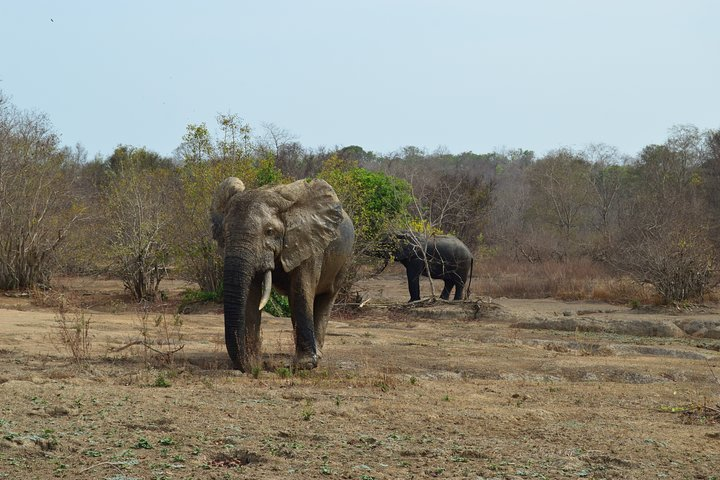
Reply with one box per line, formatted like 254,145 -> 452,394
1,91 -> 718,305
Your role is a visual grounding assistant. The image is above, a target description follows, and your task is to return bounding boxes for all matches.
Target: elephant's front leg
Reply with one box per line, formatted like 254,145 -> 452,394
244,276 -> 263,364
405,263 -> 422,302
289,273 -> 319,369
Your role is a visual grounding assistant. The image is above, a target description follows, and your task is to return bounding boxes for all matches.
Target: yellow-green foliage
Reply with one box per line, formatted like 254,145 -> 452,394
406,218 -> 445,236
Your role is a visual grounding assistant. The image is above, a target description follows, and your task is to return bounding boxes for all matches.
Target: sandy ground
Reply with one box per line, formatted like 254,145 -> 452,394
0,268 -> 719,479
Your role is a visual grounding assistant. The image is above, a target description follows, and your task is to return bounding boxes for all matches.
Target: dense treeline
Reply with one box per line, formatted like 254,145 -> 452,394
0,91 -> 718,303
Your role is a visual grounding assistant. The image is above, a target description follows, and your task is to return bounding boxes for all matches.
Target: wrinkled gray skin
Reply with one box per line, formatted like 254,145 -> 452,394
211,177 -> 355,371
382,232 -> 473,302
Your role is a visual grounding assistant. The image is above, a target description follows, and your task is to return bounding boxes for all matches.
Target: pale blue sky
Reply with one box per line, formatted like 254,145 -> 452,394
2,1 -> 718,159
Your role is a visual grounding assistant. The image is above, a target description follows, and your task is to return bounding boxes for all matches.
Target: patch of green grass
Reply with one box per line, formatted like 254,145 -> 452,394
181,288 -> 222,304
302,400 -> 315,421
153,373 -> 171,388
133,437 -> 153,449
375,380 -> 390,392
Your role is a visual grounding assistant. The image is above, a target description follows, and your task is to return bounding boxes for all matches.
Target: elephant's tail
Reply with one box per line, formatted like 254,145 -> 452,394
465,257 -> 474,300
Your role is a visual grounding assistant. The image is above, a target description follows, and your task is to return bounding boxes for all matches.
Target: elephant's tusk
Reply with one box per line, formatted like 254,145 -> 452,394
258,270 -> 272,310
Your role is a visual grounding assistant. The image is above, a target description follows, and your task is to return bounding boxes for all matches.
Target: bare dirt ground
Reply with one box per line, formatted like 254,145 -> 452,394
1,265 -> 719,479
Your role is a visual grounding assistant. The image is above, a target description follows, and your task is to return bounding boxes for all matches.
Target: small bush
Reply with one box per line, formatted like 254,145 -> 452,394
182,288 -> 222,304
616,231 -> 717,304
591,278 -> 652,305
153,373 -> 171,388
53,306 -> 92,364
136,307 -> 185,365
264,289 -> 291,317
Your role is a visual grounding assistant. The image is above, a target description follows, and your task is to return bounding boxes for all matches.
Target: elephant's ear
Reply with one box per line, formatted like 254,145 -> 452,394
210,177 -> 246,247
275,179 -> 345,272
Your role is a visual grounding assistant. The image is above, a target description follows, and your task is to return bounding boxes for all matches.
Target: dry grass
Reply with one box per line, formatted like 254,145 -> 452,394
478,257 -> 607,299
3,275 -> 720,479
477,257 -> 657,303
477,256 -> 720,305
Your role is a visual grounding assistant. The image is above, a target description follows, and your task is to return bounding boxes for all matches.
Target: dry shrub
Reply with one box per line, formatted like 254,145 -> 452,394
613,229 -> 717,304
40,288 -> 93,364
132,306 -> 186,366
31,285 -> 74,309
478,257 -> 611,300
702,286 -> 720,303
52,303 -> 93,364
591,278 -> 655,305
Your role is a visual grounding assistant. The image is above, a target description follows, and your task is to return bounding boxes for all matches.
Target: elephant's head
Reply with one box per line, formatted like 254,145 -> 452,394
375,230 -> 417,264
210,177 -> 345,370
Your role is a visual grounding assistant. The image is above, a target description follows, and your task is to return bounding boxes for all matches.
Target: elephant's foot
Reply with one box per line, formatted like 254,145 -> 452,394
294,352 -> 319,370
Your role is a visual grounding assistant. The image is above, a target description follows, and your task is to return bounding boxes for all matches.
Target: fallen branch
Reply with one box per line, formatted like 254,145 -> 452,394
78,460 -> 126,474
108,340 -> 143,352
108,339 -> 184,356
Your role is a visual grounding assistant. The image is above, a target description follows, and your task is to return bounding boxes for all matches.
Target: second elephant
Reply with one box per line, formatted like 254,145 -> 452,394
386,232 -> 474,302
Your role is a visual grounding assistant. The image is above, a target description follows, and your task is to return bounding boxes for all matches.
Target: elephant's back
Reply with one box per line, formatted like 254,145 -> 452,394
430,236 -> 472,258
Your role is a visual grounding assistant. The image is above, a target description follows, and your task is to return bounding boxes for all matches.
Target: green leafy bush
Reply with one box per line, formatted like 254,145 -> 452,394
319,155 -> 411,248
264,289 -> 291,317
318,155 -> 412,298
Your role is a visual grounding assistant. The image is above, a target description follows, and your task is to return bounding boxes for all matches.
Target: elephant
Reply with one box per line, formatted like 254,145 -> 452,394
211,177 -> 355,371
380,231 -> 474,302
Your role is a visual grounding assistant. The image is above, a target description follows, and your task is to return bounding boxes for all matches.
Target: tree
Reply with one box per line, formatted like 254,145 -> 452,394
0,93 -> 84,289
486,156 -> 536,261
172,116 -> 286,293
217,113 -> 251,161
610,126 -> 716,303
108,144 -> 173,173
101,147 -> 175,301
407,170 -> 493,250
701,129 -> 720,248
525,149 -> 593,259
175,123 -> 214,164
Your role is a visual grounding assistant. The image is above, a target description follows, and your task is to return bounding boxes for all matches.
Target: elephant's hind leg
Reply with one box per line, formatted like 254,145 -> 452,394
313,291 -> 337,357
440,280 -> 453,300
454,271 -> 469,300
453,283 -> 465,301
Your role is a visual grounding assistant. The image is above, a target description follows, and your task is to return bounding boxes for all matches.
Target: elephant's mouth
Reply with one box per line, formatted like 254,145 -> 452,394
258,269 -> 272,310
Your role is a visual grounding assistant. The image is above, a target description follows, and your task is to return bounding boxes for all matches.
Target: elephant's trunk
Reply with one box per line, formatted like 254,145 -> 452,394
223,255 -> 252,370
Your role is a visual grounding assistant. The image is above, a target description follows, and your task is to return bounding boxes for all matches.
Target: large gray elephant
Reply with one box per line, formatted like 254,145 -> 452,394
211,177 -> 355,371
381,231 -> 474,302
